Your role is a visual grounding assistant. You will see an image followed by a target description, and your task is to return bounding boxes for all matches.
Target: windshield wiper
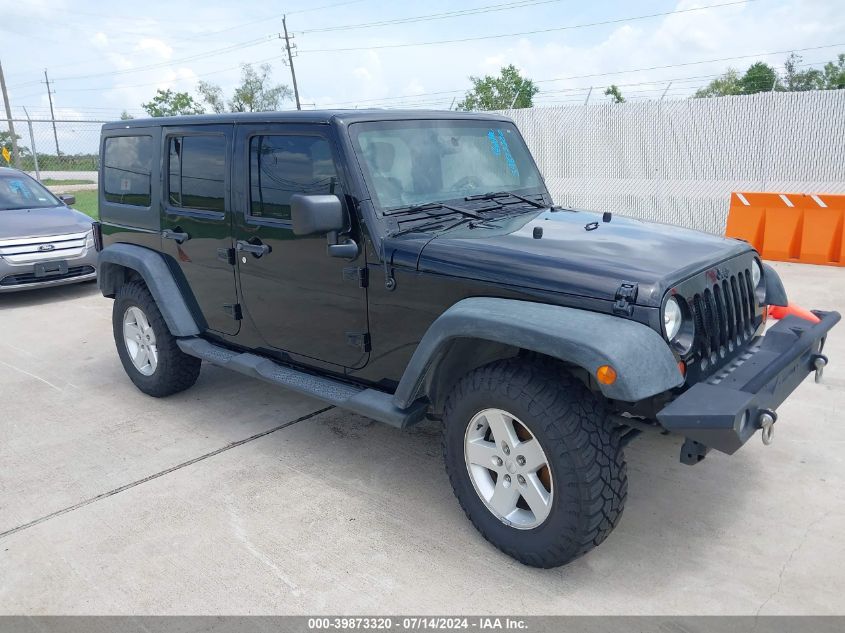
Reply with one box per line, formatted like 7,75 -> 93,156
464,191 -> 547,208
389,200 -> 484,219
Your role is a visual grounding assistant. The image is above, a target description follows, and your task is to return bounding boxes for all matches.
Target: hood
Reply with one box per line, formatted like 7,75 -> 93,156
0,205 -> 93,241
408,208 -> 751,307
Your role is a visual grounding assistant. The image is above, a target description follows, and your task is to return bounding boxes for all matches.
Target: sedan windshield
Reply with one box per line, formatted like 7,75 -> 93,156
350,119 -> 544,213
0,172 -> 62,210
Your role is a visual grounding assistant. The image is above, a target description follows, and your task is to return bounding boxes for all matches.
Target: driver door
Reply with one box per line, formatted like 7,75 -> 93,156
232,123 -> 369,370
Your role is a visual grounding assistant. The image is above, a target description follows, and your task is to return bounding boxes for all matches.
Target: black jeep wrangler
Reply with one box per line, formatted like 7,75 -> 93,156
95,111 -> 839,568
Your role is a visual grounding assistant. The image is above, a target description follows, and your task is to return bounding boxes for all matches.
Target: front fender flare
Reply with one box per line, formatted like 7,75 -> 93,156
98,243 -> 203,337
393,297 -> 684,408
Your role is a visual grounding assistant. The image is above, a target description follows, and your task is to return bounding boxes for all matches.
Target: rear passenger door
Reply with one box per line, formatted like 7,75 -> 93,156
161,125 -> 239,335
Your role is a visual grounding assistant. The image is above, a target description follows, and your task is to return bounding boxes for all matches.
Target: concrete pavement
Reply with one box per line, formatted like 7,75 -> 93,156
0,262 -> 843,614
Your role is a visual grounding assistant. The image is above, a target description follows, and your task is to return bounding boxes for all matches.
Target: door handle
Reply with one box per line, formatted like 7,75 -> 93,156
162,228 -> 190,243
236,239 -> 271,258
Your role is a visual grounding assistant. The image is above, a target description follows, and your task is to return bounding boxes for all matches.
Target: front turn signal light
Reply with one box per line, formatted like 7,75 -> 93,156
596,365 -> 617,385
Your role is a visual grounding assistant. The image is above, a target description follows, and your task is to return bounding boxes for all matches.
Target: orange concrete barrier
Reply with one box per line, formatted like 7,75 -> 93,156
725,192 -> 845,266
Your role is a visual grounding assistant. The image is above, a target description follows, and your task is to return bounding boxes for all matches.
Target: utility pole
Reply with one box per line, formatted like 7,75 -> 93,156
282,16 -> 301,111
43,69 -> 60,155
0,59 -> 19,166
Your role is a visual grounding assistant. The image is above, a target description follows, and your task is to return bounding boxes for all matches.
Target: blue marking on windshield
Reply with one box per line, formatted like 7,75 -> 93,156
496,129 -> 519,177
487,129 -> 500,156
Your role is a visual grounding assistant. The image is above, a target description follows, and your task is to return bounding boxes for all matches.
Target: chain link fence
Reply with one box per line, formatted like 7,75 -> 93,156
500,90 -> 845,234
1,118 -> 104,182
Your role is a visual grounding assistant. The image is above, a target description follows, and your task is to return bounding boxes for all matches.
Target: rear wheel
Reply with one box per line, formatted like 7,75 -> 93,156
442,358 -> 627,568
113,281 -> 201,397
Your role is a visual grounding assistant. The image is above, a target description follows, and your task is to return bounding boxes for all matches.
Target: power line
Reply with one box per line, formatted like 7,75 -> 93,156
297,0 -> 757,53
297,0 -> 567,34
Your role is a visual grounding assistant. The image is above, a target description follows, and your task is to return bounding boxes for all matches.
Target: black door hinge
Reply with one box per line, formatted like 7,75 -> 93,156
343,266 -> 369,288
223,303 -> 243,320
613,282 -> 638,316
217,247 -> 236,266
345,331 -> 371,352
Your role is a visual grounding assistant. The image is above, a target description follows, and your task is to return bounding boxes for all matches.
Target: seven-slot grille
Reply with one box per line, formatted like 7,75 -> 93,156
0,231 -> 90,264
685,268 -> 758,369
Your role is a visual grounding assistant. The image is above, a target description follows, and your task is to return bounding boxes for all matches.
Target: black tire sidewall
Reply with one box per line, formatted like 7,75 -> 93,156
443,361 -> 622,566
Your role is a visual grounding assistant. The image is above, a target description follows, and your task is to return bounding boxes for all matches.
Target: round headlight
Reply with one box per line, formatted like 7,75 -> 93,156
751,259 -> 763,288
664,296 -> 683,341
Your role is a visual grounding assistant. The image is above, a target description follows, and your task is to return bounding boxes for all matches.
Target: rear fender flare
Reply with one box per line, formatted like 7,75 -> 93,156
97,243 -> 204,337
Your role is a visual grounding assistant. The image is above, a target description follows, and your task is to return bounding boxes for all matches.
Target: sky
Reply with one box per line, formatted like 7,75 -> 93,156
1,0 -> 844,121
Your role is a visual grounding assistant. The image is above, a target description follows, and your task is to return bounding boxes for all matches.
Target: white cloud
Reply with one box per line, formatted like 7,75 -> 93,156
134,38 -> 173,60
90,32 -> 109,49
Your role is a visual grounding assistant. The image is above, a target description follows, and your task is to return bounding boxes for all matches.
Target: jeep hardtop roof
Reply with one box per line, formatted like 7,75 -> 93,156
102,109 -> 513,130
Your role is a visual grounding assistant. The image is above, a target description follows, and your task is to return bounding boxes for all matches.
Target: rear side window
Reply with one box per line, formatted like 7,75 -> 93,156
249,135 -> 337,221
103,135 -> 153,207
168,135 -> 226,212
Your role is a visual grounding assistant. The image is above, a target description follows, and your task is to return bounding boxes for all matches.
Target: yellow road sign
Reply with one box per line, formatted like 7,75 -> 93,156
1,146 -> 10,164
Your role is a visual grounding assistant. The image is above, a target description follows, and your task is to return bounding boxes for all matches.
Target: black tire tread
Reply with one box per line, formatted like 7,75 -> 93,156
113,281 -> 201,397
442,358 -> 627,568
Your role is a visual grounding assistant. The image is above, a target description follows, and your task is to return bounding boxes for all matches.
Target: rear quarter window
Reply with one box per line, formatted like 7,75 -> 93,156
103,136 -> 153,207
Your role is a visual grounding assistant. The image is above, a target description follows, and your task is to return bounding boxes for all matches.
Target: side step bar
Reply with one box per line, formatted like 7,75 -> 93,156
177,337 -> 427,428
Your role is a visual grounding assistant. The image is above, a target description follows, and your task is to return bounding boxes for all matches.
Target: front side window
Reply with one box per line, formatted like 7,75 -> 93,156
103,135 -> 153,207
350,120 -> 543,212
167,135 -> 226,212
249,135 -> 338,222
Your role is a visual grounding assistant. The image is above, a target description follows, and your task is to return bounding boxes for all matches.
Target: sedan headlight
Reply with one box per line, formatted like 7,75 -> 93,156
663,296 -> 683,341
85,229 -> 95,249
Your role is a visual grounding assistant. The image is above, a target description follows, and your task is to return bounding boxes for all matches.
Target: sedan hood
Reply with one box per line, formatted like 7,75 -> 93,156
0,205 -> 93,240
410,208 -> 752,307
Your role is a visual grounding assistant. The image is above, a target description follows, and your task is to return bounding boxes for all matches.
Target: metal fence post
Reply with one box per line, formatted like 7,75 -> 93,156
22,108 -> 40,180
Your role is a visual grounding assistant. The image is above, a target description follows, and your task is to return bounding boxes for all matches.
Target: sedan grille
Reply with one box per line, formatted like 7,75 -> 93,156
0,231 -> 90,264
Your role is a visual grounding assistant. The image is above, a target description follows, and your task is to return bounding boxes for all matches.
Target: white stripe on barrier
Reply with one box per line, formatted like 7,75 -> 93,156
736,193 -> 750,206
811,194 -> 828,208
779,194 -> 794,207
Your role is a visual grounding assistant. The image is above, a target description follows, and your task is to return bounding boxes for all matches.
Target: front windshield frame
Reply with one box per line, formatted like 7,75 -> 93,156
0,172 -> 63,211
348,118 -> 546,216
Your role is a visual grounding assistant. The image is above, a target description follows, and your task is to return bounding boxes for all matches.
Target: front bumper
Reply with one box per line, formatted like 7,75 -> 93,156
0,250 -> 98,292
657,310 -> 840,456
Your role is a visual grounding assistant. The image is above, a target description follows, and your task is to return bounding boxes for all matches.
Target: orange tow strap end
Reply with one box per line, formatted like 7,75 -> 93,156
767,302 -> 821,323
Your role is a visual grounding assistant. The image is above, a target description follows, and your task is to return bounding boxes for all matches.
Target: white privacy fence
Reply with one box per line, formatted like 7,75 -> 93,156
500,90 -> 845,234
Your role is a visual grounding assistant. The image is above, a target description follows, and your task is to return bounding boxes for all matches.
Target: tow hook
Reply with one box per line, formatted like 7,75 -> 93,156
813,354 -> 828,384
758,409 -> 777,446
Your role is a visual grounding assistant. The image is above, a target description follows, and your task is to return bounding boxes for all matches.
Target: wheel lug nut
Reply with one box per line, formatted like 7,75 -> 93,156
503,474 -> 511,486
502,442 -> 510,455
517,475 -> 526,486
516,455 -> 525,466
493,456 -> 503,466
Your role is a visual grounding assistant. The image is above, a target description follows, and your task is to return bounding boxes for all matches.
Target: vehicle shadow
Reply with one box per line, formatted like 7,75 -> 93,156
0,280 -> 99,309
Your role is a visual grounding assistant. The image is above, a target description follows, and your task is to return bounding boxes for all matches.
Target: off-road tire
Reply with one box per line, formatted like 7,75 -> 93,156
442,358 -> 627,568
113,281 -> 201,397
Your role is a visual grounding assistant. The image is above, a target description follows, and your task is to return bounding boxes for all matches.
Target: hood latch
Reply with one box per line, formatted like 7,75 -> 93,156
613,282 -> 638,316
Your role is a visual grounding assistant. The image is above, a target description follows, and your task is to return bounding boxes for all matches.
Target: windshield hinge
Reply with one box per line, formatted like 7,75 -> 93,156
613,282 -> 638,316
343,266 -> 369,288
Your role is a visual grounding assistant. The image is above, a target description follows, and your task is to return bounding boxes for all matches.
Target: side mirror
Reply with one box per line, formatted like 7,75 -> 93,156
290,194 -> 359,259
59,194 -> 76,206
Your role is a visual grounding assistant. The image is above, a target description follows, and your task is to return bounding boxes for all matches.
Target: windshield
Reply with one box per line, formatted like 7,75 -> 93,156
350,119 -> 544,213
0,172 -> 62,210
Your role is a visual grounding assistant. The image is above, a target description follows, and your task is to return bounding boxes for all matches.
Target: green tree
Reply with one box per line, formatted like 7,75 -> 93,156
604,85 -> 625,103
822,53 -> 845,89
457,65 -> 539,111
783,53 -> 824,91
197,63 -> 291,113
141,89 -> 204,117
694,68 -> 743,98
119,110 -> 135,120
739,62 -> 781,94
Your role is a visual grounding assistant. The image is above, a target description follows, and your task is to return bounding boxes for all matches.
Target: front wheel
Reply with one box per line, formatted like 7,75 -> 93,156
113,281 -> 201,397
442,359 -> 627,568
